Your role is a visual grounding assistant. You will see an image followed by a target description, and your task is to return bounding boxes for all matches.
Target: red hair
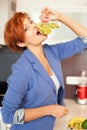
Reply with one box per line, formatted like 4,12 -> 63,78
4,12 -> 29,53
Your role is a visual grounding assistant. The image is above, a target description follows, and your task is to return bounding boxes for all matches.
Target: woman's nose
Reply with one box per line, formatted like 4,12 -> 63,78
32,22 -> 37,28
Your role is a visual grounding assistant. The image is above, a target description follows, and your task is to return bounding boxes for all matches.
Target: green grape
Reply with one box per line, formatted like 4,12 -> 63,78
37,22 -> 59,35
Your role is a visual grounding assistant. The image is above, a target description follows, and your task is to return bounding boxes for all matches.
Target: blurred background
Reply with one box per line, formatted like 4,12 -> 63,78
0,0 -> 87,98
0,0 -> 87,44
0,1 -> 87,130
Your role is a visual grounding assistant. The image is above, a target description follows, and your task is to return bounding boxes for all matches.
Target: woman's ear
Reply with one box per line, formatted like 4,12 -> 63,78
17,42 -> 26,47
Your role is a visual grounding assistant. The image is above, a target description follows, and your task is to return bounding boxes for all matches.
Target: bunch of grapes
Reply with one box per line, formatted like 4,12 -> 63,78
37,22 -> 59,35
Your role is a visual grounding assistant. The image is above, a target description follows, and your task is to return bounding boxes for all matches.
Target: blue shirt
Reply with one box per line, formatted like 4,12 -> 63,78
1,37 -> 87,130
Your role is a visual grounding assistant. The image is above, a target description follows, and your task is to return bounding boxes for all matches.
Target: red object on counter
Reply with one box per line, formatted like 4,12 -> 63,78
77,85 -> 87,99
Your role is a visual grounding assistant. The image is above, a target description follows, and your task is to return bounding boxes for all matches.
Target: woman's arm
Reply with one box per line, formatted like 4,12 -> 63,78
24,105 -> 69,122
40,7 -> 87,37
13,103 -> 69,124
58,13 -> 87,37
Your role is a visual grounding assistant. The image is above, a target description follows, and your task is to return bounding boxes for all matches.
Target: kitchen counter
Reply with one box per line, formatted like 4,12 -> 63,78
54,98 -> 87,130
0,99 -> 87,130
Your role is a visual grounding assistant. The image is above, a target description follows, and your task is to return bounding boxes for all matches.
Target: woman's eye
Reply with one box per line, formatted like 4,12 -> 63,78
30,20 -> 34,24
24,28 -> 28,32
24,27 -> 29,32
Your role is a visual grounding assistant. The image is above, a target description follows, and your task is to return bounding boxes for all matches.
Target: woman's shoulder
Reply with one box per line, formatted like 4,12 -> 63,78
12,50 -> 32,75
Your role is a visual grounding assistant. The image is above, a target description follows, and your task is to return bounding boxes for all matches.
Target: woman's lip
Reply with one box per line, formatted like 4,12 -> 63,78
36,28 -> 47,36
36,28 -> 40,35
36,29 -> 42,35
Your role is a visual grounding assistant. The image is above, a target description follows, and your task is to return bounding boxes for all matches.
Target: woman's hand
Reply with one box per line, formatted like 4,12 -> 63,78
40,7 -> 62,22
40,7 -> 87,37
50,104 -> 69,118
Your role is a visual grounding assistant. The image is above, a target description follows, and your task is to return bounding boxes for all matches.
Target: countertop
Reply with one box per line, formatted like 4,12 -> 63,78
54,98 -> 87,130
0,99 -> 87,130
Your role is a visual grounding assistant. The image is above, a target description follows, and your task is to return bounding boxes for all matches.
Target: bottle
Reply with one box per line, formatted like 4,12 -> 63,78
77,70 -> 87,104
80,70 -> 87,85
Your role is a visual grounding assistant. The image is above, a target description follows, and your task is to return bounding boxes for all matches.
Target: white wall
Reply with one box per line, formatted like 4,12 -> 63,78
0,0 -> 8,37
16,0 -> 87,43
0,0 -> 16,45
0,0 -> 87,45
16,0 -> 87,12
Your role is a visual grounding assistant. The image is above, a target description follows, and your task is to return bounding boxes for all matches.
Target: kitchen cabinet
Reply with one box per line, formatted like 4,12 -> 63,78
0,46 -> 20,81
0,108 -> 11,130
54,99 -> 87,130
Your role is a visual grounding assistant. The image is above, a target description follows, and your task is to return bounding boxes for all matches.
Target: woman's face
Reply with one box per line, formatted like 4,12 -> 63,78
23,17 -> 48,47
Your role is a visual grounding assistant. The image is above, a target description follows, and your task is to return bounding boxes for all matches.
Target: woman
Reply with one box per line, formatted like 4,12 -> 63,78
1,7 -> 87,130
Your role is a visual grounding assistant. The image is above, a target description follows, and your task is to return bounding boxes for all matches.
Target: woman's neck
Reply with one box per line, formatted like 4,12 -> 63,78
27,44 -> 53,76
27,44 -> 45,59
